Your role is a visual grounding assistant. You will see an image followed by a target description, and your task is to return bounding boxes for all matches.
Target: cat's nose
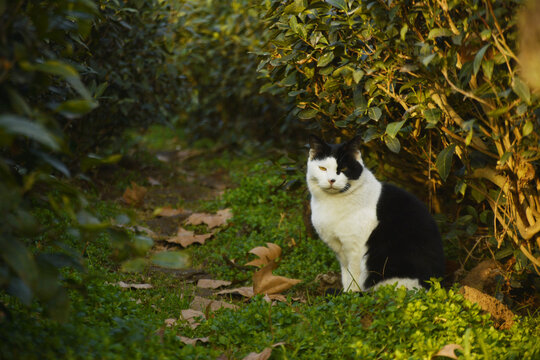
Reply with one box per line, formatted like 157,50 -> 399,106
328,179 -> 336,184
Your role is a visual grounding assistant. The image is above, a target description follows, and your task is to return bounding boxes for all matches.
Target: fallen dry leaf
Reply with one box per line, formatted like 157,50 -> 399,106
242,348 -> 272,360
117,281 -> 153,289
459,286 -> 515,329
153,206 -> 185,217
147,177 -> 161,186
245,243 -> 282,267
177,336 -> 209,346
197,279 -> 232,289
185,208 -> 233,229
253,260 -> 301,295
181,309 -> 205,329
167,227 -> 213,247
433,344 -> 464,359
217,286 -> 254,298
190,296 -> 237,312
164,318 -> 177,327
122,182 -> 147,206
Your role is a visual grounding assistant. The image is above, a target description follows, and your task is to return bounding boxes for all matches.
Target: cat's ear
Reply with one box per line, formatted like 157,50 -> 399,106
308,135 -> 327,160
345,135 -> 363,162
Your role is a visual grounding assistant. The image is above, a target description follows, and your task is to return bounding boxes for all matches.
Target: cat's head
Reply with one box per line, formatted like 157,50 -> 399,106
306,135 -> 364,194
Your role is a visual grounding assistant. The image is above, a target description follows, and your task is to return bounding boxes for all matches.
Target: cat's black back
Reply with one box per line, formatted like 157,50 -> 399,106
364,183 -> 445,288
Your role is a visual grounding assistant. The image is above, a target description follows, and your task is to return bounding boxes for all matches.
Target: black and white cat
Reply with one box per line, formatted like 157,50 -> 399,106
307,135 -> 445,292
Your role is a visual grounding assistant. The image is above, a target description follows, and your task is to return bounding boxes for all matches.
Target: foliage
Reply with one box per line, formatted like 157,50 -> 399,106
2,143 -> 538,359
0,0 -> 188,318
0,0 -> 101,320
192,284 -> 540,359
169,0 -> 292,143
69,0 -> 185,153
260,0 -> 540,276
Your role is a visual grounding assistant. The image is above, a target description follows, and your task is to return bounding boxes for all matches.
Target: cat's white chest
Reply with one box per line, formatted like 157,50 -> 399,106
311,192 -> 379,249
309,171 -> 382,291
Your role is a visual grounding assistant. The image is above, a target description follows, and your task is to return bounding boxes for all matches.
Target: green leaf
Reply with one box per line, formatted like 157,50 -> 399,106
151,251 -> 191,269
121,258 -> 149,273
289,15 -> 298,33
384,135 -> 401,153
326,0 -> 347,11
55,99 -> 98,117
353,69 -> 364,84
20,60 -> 92,100
428,28 -> 454,39
0,115 -> 60,151
385,120 -> 406,138
400,24 -> 408,41
500,151 -> 513,166
512,77 -> 531,105
0,237 -> 38,286
422,53 -> 436,66
21,60 -> 78,78
368,107 -> 382,121
436,144 -> 456,182
298,108 -> 318,119
317,52 -> 335,67
133,235 -> 154,255
424,109 -> 441,125
522,121 -> 533,137
473,44 -> 490,76
481,59 -> 494,80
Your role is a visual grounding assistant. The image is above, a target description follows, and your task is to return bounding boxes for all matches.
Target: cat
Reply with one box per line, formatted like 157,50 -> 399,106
307,135 -> 445,292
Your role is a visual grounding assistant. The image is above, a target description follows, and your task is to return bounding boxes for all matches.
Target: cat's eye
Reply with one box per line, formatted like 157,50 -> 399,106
319,166 -> 327,171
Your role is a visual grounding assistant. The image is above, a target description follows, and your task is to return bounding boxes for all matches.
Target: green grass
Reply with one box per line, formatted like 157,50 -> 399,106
1,134 -> 540,359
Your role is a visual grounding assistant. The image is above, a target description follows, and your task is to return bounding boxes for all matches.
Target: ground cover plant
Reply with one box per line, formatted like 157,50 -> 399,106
1,129 -> 539,359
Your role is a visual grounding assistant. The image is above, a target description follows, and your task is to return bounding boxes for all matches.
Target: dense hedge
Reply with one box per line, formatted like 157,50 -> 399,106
260,0 -> 540,277
0,0 -> 188,317
170,0 -> 291,142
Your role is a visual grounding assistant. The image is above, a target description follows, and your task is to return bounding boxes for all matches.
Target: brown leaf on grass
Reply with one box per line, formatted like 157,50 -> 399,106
253,260 -> 301,295
217,286 -> 255,298
181,309 -> 205,329
164,318 -> 177,327
242,348 -> 272,360
197,279 -> 232,289
245,243 -> 282,267
432,344 -> 464,359
459,286 -> 515,329
122,181 -> 147,206
167,227 -> 213,247
190,295 -> 237,312
153,206 -> 185,217
177,336 -> 209,346
148,177 -> 161,186
185,208 -> 233,229
117,281 -> 153,289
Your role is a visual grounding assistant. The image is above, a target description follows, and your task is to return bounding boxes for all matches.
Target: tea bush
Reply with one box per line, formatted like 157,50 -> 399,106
260,0 -> 540,277
0,0 -> 187,318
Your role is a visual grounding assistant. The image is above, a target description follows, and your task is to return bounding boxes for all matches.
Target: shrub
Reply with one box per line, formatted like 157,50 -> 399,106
170,0 -> 291,143
260,0 -> 540,277
0,0 -> 184,318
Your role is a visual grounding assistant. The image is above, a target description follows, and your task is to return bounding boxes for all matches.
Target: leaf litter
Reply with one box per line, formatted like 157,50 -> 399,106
185,208 -> 233,229
152,206 -> 185,217
246,243 -> 301,295
116,281 -> 153,289
122,181 -> 147,206
197,279 -> 232,289
166,227 -> 214,247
